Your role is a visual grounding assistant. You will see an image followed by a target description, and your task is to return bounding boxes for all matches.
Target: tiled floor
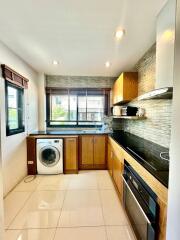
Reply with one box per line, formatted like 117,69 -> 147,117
4,170 -> 136,240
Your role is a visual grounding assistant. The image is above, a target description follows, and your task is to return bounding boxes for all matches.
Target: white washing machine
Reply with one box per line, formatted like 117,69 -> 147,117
36,138 -> 63,174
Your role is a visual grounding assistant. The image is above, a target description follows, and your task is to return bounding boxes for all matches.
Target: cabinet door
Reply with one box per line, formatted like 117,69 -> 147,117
113,74 -> 124,104
81,136 -> 94,168
107,142 -> 113,176
94,135 -> 106,168
157,199 -> 167,240
113,72 -> 138,105
113,154 -> 124,201
64,137 -> 78,173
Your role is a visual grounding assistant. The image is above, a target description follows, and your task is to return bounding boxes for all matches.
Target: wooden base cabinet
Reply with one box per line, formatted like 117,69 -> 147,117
64,137 -> 78,174
27,137 -> 37,175
107,142 -> 113,176
80,135 -> 107,169
107,137 -> 124,201
81,135 -> 94,167
112,154 -> 124,202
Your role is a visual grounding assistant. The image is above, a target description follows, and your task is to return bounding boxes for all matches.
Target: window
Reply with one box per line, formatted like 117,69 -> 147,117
46,88 -> 110,127
6,82 -> 25,136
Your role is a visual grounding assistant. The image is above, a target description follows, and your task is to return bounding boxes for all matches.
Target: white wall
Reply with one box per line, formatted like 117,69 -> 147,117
0,81 -> 4,240
166,0 -> 180,239
156,0 -> 176,89
38,73 -> 46,131
0,41 -> 39,196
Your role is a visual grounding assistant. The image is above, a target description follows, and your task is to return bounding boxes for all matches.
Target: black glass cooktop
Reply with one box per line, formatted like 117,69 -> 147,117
110,131 -> 169,187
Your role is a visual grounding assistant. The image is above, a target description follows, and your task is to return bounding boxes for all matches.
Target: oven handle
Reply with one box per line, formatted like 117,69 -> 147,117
122,175 -> 151,224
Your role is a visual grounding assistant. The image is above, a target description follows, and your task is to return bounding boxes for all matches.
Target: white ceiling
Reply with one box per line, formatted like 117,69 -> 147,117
0,0 -> 167,76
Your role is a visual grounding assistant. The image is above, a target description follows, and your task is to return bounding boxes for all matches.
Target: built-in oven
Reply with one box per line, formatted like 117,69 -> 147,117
123,160 -> 159,240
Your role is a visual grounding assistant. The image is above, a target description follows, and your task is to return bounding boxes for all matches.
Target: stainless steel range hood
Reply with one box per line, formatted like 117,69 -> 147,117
138,87 -> 173,100
137,0 -> 175,102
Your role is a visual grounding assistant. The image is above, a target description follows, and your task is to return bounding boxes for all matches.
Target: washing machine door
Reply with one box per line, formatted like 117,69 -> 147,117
39,146 -> 60,167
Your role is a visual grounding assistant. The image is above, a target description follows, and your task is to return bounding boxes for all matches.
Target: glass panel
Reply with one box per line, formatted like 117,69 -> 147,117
49,92 -> 105,126
87,112 -> 104,121
8,86 -> 17,108
70,95 -> 77,121
78,121 -> 102,126
87,96 -> 104,121
7,86 -> 18,130
8,108 -> 18,129
78,96 -> 86,121
51,95 -> 69,121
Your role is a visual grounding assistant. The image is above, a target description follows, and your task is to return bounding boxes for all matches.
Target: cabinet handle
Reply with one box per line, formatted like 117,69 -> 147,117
68,139 -> 75,142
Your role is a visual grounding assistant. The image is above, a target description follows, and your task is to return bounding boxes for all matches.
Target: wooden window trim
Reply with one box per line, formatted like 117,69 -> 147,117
1,64 -> 29,89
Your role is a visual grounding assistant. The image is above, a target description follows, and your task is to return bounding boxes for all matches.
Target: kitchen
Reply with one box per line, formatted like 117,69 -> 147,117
0,0 -> 180,239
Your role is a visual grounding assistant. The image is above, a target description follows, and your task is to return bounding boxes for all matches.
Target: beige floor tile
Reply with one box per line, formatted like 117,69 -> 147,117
9,191 -> 65,229
68,174 -> 98,190
4,191 -> 32,229
79,170 -> 109,176
97,174 -> 114,190
95,170 -> 110,176
13,176 -> 42,192
100,190 -> 128,226
54,227 -> 107,240
37,175 -> 70,191
78,170 -> 98,175
4,228 -> 56,240
106,226 -> 136,240
59,190 -> 104,227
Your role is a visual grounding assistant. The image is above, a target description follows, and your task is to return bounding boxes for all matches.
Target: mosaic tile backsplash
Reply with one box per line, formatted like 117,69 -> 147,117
113,44 -> 172,148
46,75 -> 116,88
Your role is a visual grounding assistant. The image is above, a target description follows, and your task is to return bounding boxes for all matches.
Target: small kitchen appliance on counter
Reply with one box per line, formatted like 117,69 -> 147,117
121,106 -> 138,116
113,106 -> 138,116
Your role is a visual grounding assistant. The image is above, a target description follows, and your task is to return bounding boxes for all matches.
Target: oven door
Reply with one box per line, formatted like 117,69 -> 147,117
123,176 -> 156,240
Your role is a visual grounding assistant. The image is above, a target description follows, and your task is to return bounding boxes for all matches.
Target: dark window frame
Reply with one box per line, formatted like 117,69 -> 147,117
5,82 -> 25,136
46,88 -> 110,128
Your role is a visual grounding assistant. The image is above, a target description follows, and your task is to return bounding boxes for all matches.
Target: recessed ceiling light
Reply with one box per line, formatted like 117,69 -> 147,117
163,29 -> 175,42
52,60 -> 59,65
105,61 -> 110,68
115,29 -> 125,40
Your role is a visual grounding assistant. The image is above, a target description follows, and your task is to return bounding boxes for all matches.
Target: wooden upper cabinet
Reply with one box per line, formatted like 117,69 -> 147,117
64,137 -> 78,173
81,136 -> 94,166
113,72 -> 138,104
94,135 -> 106,166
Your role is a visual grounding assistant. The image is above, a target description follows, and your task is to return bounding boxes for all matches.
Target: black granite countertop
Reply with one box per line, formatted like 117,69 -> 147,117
110,130 -> 169,188
29,129 -> 112,136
